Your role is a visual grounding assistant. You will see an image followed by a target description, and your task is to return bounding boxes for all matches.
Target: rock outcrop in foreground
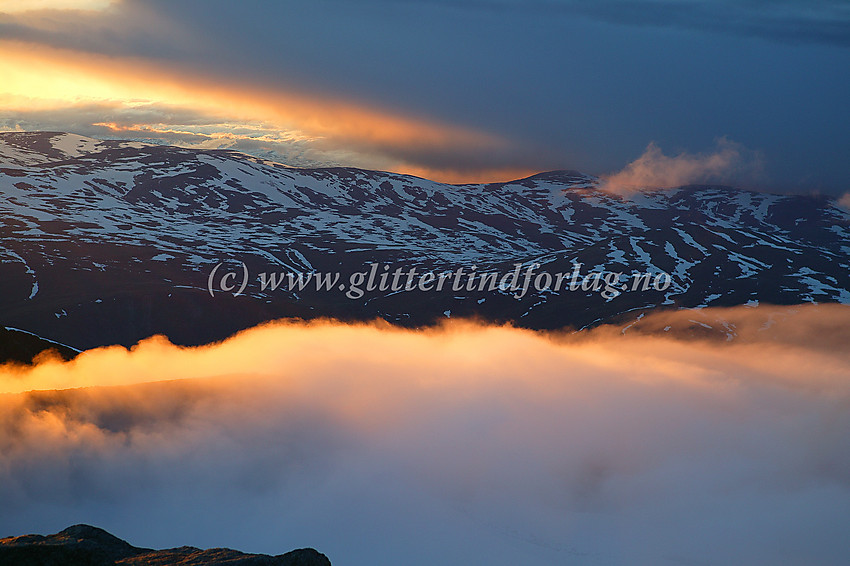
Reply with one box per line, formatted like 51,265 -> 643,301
0,524 -> 331,566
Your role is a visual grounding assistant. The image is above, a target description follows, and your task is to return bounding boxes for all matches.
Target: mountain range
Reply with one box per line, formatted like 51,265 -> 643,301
1,131 -> 848,354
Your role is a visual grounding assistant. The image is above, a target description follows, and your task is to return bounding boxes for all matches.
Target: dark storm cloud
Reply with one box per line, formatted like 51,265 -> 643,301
576,0 -> 850,47
395,0 -> 850,47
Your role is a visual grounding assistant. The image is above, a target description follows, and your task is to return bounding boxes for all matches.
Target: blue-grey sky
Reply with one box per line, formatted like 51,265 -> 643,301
1,0 -> 848,192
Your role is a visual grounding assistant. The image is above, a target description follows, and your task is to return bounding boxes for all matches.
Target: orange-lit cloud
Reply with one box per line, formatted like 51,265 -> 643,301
1,306 -> 849,563
600,138 -> 764,194
0,39 -> 522,182
387,164 -> 539,185
3,304 -> 848,395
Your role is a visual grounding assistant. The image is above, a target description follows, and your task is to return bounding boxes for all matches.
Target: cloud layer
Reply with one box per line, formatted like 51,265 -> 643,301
2,306 -> 849,565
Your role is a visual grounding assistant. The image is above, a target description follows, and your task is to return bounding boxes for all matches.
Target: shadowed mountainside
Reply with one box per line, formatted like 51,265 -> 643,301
0,326 -> 79,365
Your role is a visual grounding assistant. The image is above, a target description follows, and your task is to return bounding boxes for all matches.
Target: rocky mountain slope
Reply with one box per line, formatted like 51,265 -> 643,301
1,131 -> 848,352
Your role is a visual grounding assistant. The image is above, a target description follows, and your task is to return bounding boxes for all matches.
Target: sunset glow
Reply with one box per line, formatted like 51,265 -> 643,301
0,40 -> 515,182
0,0 -> 117,13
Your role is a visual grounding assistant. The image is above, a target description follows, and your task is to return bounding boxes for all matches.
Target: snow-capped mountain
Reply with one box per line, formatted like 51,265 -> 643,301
1,131 -> 848,350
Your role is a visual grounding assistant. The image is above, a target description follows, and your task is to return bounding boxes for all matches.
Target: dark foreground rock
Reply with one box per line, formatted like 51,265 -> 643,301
0,524 -> 331,566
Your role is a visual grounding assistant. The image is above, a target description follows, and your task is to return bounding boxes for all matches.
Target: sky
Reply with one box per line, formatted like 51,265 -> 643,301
1,1 -> 849,189
2,307 -> 850,565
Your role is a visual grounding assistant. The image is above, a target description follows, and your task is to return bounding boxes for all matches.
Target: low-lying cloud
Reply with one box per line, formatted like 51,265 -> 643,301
2,306 -> 849,565
600,139 -> 764,194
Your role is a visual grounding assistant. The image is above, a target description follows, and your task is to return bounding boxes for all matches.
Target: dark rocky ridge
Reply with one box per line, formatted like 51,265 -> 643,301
0,524 -> 331,566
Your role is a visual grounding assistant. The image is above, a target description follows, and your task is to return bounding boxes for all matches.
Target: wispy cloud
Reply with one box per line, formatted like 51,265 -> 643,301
600,138 -> 763,193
